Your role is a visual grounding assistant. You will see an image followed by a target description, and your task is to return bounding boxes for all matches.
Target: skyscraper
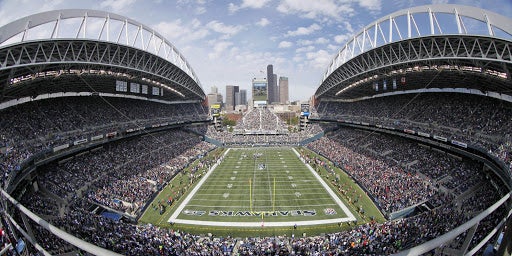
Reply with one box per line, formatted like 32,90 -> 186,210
273,73 -> 278,103
279,76 -> 289,104
266,64 -> 278,104
225,85 -> 239,111
238,89 -> 247,105
207,86 -> 222,105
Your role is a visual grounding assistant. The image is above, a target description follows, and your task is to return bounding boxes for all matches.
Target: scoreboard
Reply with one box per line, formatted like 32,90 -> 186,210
211,104 -> 221,117
300,103 -> 310,117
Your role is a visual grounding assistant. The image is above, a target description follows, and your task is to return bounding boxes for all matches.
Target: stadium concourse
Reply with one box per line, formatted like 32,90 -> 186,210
0,5 -> 510,256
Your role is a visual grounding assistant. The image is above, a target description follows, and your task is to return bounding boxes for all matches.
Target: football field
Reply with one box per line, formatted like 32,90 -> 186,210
168,147 -> 356,227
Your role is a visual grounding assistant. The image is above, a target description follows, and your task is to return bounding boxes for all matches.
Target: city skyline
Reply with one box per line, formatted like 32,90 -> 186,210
1,0 -> 510,101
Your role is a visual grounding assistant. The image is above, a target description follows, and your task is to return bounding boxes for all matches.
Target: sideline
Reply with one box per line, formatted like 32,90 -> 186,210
292,148 -> 356,222
168,148 -> 232,222
168,148 -> 357,227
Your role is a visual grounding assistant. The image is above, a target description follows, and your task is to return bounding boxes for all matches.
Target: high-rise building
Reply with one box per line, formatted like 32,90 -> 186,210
235,89 -> 247,106
225,85 -> 239,111
279,76 -> 289,104
272,73 -> 278,103
266,64 -> 278,104
239,89 -> 247,105
234,91 -> 240,106
207,86 -> 223,105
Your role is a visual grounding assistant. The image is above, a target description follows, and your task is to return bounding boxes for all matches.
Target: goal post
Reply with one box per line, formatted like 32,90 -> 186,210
249,176 -> 277,214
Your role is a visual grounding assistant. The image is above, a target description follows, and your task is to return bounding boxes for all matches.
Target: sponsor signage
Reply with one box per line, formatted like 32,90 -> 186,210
53,144 -> 69,152
404,129 -> 415,134
126,127 -> 144,133
433,135 -> 448,142
73,138 -> 88,145
106,132 -> 117,138
451,140 -> 467,148
91,135 -> 104,141
417,132 -> 430,138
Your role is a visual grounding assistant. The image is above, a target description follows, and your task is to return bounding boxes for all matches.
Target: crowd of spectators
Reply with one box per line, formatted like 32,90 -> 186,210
0,93 -> 507,255
0,96 -> 209,187
306,127 -> 485,213
7,124 -> 502,256
36,129 -> 214,215
317,92 -> 512,170
18,191 -> 60,217
235,107 -> 288,133
202,107 -> 329,146
11,172 -> 503,255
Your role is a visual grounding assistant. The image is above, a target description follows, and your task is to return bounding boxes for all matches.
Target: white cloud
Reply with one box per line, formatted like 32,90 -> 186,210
297,39 -> 314,46
195,6 -> 206,14
208,41 -> 233,59
315,37 -> 329,44
154,19 -> 210,43
229,0 -> 271,13
342,21 -> 355,34
306,49 -> 333,69
327,44 -> 339,51
256,18 -> 270,27
334,34 -> 351,44
286,23 -> 321,37
358,0 -> 381,12
296,45 -> 315,53
277,0 -> 354,21
296,37 -> 328,45
278,41 -> 293,48
206,21 -> 244,37
431,0 -> 449,4
191,18 -> 202,28
100,0 -> 136,12
0,0 -> 66,27
293,55 -> 304,62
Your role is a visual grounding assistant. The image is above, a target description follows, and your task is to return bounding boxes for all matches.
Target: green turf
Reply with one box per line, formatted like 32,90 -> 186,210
176,147 -> 350,222
138,148 -> 225,225
139,146 -> 385,237
298,147 -> 386,223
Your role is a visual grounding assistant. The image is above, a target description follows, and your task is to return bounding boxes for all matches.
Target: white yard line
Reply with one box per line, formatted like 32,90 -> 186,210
168,148 -> 231,222
265,149 -> 273,210
171,217 -> 356,227
185,203 -> 337,207
169,148 -> 356,227
291,148 -> 357,222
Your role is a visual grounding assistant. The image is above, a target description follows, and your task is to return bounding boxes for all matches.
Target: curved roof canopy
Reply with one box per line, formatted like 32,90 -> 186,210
316,4 -> 512,100
0,9 -> 205,102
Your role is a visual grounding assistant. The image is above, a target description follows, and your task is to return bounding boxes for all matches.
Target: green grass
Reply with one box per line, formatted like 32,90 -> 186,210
139,146 -> 385,237
138,148 -> 225,225
298,147 -> 386,223
177,148 -> 350,222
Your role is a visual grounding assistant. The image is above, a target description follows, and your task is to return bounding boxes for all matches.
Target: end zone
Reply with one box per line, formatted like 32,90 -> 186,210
168,148 -> 357,227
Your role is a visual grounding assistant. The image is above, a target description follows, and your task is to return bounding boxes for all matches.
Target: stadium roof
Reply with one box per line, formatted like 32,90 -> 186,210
0,9 -> 205,104
315,4 -> 512,101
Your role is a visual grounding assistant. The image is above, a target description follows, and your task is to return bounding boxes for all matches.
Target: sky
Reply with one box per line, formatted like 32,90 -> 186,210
0,0 -> 511,102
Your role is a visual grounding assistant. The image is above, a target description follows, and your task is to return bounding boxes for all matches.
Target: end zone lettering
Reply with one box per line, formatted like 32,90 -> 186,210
191,209 -> 317,217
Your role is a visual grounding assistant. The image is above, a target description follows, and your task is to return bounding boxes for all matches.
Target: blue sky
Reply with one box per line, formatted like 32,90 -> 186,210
0,0 -> 511,102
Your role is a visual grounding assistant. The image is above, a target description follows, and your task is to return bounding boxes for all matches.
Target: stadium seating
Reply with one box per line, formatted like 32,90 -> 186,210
3,93 -> 509,255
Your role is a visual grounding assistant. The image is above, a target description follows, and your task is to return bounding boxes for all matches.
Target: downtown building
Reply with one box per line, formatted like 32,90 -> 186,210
279,76 -> 289,104
266,64 -> 279,104
225,85 -> 239,111
207,86 -> 223,105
